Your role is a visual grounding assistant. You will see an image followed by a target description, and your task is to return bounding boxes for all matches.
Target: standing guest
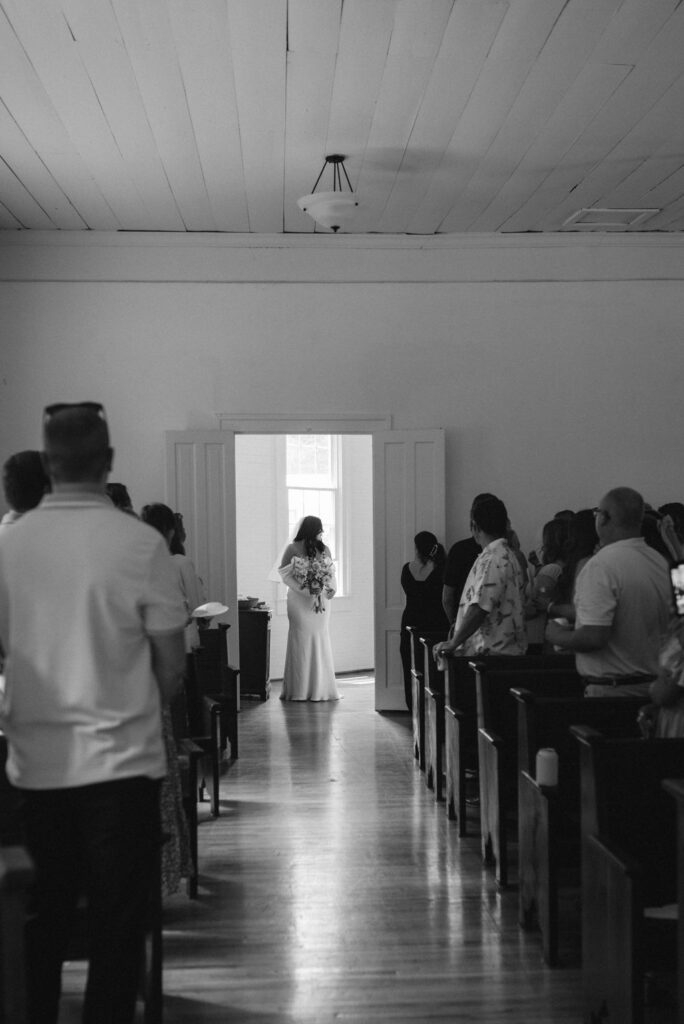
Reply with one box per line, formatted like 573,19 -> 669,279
399,531 -> 449,710
0,403 -> 187,1024
140,503 -> 206,652
546,508 -> 598,623
658,502 -> 684,544
441,493 -> 497,625
0,449 -> 49,531
525,517 -> 570,652
434,496 -> 526,660
105,480 -> 136,516
546,487 -> 671,697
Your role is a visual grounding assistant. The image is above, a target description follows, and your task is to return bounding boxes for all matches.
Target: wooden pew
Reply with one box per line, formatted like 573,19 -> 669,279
421,633 -> 448,800
662,778 -> 684,1020
573,728 -> 684,1024
193,624 -> 240,762
444,656 -> 479,836
471,655 -> 583,887
176,660 -> 224,820
513,690 -> 644,965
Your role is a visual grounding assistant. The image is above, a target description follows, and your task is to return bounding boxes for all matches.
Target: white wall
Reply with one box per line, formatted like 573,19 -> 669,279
235,433 -> 374,678
1,232 -> 683,563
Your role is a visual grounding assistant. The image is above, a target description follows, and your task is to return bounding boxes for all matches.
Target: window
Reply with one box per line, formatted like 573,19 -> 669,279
286,435 -> 343,593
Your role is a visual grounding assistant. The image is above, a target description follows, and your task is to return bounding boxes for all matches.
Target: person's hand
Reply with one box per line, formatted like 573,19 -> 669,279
545,619 -> 572,649
637,703 -> 659,739
433,641 -> 450,662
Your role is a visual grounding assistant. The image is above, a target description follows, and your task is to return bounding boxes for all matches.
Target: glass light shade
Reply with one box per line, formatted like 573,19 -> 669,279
297,190 -> 359,232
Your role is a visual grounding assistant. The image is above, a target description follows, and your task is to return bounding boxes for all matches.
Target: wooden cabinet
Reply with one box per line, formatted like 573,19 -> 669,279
238,608 -> 271,700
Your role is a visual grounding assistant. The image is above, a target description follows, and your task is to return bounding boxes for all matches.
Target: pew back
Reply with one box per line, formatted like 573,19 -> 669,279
573,729 -> 684,907
514,690 -> 644,809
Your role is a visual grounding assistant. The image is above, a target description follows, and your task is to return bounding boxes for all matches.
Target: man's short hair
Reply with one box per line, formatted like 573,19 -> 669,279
43,406 -> 111,483
603,487 -> 645,530
472,496 -> 508,538
2,450 -> 49,512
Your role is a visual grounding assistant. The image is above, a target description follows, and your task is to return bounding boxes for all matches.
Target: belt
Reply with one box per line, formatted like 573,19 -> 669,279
582,674 -> 655,687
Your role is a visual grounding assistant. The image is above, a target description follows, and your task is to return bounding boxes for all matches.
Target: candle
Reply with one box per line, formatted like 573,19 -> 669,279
536,747 -> 559,787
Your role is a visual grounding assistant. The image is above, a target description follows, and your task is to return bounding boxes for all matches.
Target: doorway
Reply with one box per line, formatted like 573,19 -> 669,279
165,424 -> 444,710
235,433 -> 374,681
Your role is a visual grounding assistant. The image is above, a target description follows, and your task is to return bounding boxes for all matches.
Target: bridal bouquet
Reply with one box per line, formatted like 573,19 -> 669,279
291,554 -> 335,613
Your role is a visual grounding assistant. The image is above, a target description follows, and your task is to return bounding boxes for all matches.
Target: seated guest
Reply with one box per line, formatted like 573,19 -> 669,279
546,488 -> 671,697
434,496 -> 526,660
546,508 -> 598,623
0,449 -> 49,530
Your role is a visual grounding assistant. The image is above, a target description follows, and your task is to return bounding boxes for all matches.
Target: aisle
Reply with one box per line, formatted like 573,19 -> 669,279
63,677 -> 583,1022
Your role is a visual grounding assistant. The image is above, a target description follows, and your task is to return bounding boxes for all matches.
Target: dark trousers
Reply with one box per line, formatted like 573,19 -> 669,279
20,776 -> 161,1024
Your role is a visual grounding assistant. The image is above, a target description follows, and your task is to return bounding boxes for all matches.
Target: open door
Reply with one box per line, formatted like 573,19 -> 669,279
373,430 -> 445,711
165,431 -> 239,666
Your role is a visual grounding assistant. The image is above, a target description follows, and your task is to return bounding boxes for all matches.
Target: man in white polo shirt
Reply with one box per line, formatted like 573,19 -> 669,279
546,487 -> 671,696
0,403 -> 187,1024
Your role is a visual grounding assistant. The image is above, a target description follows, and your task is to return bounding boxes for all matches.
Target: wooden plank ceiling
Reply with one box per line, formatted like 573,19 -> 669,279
0,0 -> 683,234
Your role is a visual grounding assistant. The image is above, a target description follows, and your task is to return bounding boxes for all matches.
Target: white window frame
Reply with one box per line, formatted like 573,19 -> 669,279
274,435 -> 350,607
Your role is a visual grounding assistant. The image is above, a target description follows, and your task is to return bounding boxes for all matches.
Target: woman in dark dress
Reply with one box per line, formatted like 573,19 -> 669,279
399,531 -> 449,710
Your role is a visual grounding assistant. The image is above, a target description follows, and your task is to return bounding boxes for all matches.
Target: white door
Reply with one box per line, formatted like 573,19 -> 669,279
372,430 -> 445,711
165,431 -> 239,666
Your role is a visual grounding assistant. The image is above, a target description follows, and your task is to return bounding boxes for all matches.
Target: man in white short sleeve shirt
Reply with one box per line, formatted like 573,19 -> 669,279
434,496 -> 526,659
546,487 -> 671,697
0,403 -> 187,1024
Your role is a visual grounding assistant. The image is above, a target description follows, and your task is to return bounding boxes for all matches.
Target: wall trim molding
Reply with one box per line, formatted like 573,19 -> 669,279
218,413 -> 391,434
2,231 -> 684,283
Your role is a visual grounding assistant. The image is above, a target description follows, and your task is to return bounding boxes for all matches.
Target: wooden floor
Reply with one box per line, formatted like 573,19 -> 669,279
61,677 -> 585,1023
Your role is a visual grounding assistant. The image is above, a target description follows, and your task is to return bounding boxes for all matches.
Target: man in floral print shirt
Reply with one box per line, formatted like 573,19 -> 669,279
434,496 -> 526,659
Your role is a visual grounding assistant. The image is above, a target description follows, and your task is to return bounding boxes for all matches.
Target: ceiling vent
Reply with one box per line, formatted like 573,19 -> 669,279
562,207 -> 660,230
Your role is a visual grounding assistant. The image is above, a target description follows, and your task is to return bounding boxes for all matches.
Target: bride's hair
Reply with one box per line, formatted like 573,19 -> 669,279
294,515 -> 325,558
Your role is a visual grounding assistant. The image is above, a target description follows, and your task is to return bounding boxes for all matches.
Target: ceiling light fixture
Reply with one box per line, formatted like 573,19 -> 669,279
297,154 -> 358,233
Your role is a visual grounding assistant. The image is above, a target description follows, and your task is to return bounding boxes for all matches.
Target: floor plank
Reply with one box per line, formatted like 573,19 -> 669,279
60,677 -> 584,1023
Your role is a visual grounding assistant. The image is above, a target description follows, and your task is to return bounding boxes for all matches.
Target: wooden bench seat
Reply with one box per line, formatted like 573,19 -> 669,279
513,690 -> 643,965
573,728 -> 684,1024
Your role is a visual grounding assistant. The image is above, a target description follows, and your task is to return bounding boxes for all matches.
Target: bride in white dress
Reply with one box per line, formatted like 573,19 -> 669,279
278,516 -> 339,702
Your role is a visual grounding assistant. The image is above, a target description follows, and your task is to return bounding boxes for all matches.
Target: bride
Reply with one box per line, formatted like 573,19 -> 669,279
278,516 -> 339,702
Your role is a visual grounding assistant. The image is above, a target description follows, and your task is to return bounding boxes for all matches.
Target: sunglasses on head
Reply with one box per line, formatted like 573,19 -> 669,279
44,402 -> 107,423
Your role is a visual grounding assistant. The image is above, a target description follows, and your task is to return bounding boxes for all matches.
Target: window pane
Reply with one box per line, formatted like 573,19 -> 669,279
286,435 -> 333,487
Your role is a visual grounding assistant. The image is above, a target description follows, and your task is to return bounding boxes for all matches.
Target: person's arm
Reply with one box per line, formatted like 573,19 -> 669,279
149,629 -> 186,704
435,604 -> 487,656
442,585 -> 459,625
544,621 -> 610,652
280,543 -> 296,568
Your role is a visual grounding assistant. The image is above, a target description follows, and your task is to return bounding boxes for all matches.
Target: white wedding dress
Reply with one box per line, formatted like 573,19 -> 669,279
279,558 -> 339,702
